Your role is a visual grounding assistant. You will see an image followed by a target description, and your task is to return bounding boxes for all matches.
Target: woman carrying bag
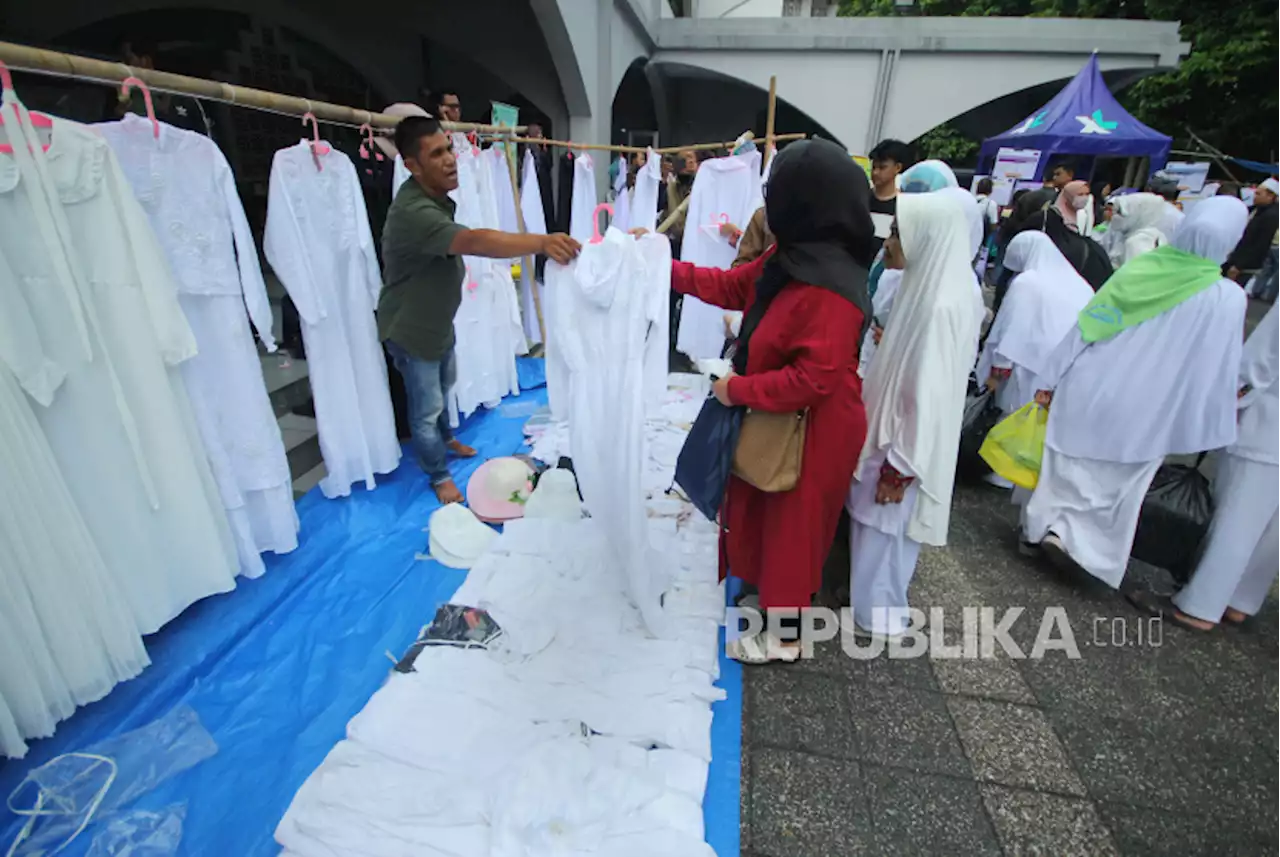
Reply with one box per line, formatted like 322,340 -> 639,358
669,139 -> 877,663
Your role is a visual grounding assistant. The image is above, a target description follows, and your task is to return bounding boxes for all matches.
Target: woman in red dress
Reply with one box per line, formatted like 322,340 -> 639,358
670,139 -> 877,663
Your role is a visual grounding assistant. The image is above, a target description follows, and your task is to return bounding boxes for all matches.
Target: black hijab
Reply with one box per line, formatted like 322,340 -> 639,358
731,139 -> 877,375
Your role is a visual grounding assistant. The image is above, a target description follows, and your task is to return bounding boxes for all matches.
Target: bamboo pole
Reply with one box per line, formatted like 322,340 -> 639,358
656,196 -> 690,235
482,132 -> 806,157
503,142 -> 546,346
763,75 -> 778,171
0,40 -> 523,132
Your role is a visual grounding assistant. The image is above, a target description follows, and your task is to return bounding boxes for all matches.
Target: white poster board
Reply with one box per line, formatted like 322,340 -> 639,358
1162,161 -> 1212,194
993,148 -> 1042,182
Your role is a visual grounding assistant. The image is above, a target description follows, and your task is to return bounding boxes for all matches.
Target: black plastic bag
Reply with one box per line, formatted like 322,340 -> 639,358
674,395 -> 742,522
957,389 -> 1003,480
1131,455 -> 1213,584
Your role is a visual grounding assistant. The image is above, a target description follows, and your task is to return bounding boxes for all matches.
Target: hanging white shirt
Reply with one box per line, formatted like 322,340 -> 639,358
676,152 -> 763,360
0,100 -> 239,634
264,141 -> 401,498
98,115 -> 298,576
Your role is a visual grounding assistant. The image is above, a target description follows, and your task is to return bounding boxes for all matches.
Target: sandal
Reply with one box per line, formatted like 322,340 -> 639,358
1222,607 -> 1249,625
1125,589 -> 1216,632
726,631 -> 802,664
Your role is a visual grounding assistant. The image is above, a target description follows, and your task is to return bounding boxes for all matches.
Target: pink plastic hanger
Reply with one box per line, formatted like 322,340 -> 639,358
590,202 -> 614,244
301,111 -> 330,170
0,61 -> 53,155
121,77 -> 160,139
357,122 -> 384,162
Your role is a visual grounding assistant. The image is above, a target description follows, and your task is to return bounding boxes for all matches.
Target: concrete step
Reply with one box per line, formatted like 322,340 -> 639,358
262,353 -> 313,418
279,412 -> 323,482
292,461 -> 327,500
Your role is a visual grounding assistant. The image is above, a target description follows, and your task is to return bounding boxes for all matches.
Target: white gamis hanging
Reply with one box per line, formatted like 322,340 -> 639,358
264,137 -> 401,499
98,114 -> 299,576
0,92 -> 240,636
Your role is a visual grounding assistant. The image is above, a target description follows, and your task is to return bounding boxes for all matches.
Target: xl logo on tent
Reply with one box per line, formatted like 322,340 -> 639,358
1076,109 -> 1119,135
1012,111 -> 1047,134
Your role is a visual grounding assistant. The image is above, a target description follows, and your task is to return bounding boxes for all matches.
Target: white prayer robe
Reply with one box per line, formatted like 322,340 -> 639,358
0,101 -> 239,634
446,140 -> 523,425
1022,197 -> 1250,587
519,149 -> 549,346
264,141 -> 400,498
848,194 -> 985,635
99,115 -> 298,577
676,152 -> 763,360
546,228 -> 671,635
1174,301 -> 1280,622
545,153 -> 598,421
978,232 -> 1095,415
1109,193 -> 1168,266
0,249 -> 151,758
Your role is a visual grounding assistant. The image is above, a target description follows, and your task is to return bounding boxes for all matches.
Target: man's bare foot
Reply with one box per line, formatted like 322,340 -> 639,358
446,439 -> 477,458
1222,607 -> 1248,625
434,479 -> 463,504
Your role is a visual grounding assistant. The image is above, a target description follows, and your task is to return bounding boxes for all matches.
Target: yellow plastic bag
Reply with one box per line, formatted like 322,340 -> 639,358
979,403 -> 1048,489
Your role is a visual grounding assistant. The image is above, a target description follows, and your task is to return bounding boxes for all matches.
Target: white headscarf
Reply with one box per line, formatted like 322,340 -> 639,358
983,232 -> 1095,378
899,160 -> 958,193
1110,192 -> 1169,265
1170,195 -> 1249,264
935,187 -> 984,261
858,193 -> 984,547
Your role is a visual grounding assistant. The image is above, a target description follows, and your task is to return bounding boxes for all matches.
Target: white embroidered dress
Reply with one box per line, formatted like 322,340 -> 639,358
265,141 -> 401,498
99,115 -> 297,575
0,245 -> 150,759
0,98 -> 238,635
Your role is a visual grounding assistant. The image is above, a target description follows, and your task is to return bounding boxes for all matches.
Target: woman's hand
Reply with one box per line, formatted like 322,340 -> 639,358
629,227 -> 651,237
875,474 -> 908,505
1034,389 -> 1054,409
875,462 -> 911,504
712,373 -> 735,406
872,325 -> 884,345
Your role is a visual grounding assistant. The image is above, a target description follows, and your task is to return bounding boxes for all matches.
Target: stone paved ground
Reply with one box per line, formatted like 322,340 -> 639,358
739,478 -> 1279,857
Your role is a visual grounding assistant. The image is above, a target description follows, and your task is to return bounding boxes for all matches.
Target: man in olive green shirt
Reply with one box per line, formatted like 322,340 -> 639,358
379,116 -> 580,504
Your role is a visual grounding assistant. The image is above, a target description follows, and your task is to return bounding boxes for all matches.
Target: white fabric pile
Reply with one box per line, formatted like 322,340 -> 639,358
276,486 -> 724,857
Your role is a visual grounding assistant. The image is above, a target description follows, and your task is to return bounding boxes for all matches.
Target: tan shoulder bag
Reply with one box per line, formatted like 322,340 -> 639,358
731,408 -> 808,492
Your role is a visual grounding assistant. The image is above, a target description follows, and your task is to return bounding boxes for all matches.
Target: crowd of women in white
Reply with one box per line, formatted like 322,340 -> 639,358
856,161 -> 1276,639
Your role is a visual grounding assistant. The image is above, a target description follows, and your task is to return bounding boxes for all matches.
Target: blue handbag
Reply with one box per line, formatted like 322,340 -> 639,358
674,395 -> 743,522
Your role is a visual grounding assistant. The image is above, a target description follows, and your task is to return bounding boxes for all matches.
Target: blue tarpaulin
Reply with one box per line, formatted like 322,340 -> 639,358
1230,156 -> 1279,176
0,357 -> 741,856
978,54 -> 1173,178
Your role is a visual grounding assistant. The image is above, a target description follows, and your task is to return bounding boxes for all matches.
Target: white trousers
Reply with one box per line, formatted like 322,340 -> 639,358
1174,453 -> 1279,622
847,454 -> 922,636
1022,447 -> 1162,589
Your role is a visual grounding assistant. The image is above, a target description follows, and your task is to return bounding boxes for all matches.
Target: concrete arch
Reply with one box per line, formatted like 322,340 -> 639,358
649,60 -> 839,147
3,0 -> 573,132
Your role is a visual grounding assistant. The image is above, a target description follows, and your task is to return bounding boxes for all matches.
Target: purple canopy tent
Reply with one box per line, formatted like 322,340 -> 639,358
977,54 -> 1172,181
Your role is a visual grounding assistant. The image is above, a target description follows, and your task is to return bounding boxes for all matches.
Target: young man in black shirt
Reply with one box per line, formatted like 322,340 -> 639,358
867,139 -> 914,253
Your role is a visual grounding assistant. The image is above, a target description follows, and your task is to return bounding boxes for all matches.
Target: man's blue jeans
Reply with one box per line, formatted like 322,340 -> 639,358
386,340 -> 456,486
